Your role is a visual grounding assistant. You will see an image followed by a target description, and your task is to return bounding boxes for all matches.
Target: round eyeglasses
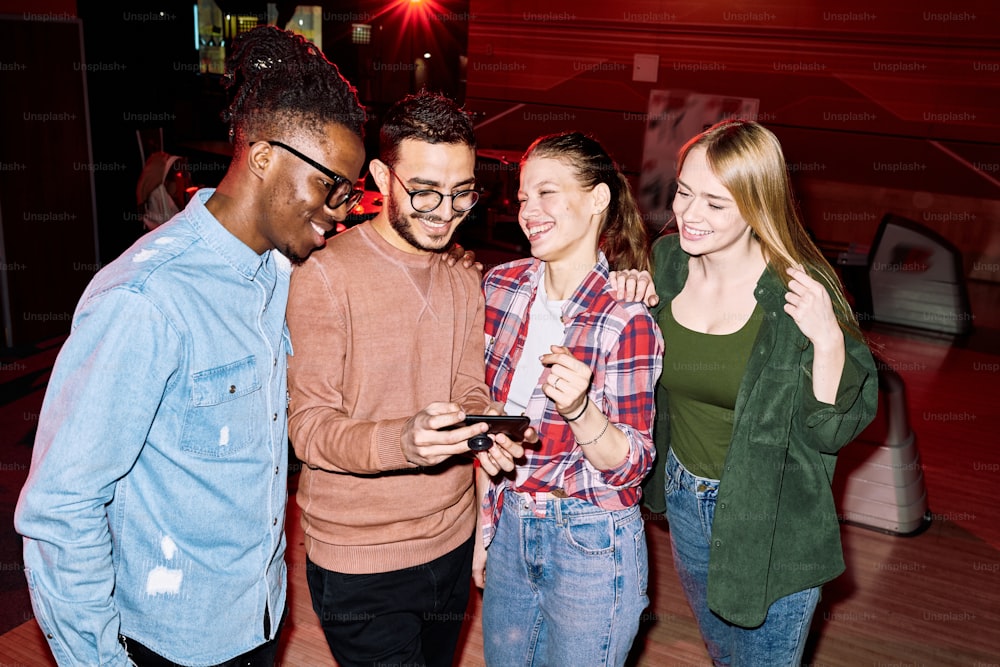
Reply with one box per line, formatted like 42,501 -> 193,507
251,140 -> 364,210
388,168 -> 479,213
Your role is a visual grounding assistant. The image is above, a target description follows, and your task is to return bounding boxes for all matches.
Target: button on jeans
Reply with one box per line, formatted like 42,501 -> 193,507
482,491 -> 648,667
664,448 -> 819,666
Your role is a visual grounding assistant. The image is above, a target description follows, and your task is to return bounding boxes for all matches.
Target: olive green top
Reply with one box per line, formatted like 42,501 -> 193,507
658,301 -> 763,480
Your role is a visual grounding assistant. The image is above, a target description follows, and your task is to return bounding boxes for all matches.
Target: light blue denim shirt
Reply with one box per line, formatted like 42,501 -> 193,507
15,189 -> 290,666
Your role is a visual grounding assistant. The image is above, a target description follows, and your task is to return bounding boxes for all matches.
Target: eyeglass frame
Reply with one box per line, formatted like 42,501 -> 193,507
387,167 -> 480,213
249,140 -> 364,210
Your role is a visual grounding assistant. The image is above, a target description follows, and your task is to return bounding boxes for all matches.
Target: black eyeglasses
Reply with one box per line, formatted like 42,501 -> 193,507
251,140 -> 364,210
388,168 -> 479,213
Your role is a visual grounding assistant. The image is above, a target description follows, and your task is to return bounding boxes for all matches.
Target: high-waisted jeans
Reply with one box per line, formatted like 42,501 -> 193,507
664,448 -> 819,667
482,490 -> 648,667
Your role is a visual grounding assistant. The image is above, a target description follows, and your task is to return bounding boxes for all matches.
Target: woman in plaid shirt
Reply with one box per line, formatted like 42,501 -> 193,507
474,132 -> 664,667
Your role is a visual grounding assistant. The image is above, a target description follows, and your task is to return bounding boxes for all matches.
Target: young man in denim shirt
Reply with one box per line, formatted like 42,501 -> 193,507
14,27 -> 366,667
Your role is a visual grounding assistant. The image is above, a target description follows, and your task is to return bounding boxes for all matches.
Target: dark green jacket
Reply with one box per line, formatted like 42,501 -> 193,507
643,234 -> 878,627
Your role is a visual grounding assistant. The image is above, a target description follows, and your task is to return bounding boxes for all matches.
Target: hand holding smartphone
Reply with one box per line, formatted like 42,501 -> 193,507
444,415 -> 531,451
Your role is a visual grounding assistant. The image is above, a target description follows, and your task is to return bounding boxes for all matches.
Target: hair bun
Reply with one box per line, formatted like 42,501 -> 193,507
220,25 -> 366,144
251,56 -> 281,71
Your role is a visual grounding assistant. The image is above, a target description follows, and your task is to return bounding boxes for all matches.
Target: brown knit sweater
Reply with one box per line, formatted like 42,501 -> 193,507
286,222 -> 491,574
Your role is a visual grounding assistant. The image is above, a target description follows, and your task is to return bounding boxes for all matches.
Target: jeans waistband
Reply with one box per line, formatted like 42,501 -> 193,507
505,489 -> 638,523
666,448 -> 720,496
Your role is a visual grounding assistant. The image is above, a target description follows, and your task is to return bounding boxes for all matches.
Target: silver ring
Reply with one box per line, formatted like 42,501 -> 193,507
553,376 -> 560,389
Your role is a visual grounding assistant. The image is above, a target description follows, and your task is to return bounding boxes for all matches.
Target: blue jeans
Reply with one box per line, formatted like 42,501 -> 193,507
664,448 -> 819,667
482,490 -> 648,667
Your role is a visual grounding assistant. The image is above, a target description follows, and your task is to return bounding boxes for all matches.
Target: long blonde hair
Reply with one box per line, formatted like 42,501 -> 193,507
678,120 -> 862,339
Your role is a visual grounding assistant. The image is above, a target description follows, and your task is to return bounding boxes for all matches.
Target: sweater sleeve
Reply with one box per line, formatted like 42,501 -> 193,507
451,268 -> 492,416
286,258 -> 413,474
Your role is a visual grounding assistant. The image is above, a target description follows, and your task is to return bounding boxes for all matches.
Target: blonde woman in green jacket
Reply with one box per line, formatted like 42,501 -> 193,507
630,119 -> 877,666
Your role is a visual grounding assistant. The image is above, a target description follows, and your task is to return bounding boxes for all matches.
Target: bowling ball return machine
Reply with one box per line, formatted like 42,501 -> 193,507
833,359 -> 931,536
829,212 -> 974,535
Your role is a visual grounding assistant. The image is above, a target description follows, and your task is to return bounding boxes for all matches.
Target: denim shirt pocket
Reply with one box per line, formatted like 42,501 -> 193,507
181,355 -> 260,457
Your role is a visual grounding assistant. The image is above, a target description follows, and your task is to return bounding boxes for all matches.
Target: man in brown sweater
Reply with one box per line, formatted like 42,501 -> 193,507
286,91 -> 521,667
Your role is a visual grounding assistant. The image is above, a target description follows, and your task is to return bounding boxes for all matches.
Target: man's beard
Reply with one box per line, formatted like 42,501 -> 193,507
387,192 -> 453,254
282,247 -> 307,266
281,245 -> 311,266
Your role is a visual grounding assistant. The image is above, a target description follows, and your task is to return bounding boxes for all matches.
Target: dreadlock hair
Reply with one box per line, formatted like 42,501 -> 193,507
379,90 -> 476,167
522,132 -> 651,273
677,119 -> 864,340
221,26 -> 366,154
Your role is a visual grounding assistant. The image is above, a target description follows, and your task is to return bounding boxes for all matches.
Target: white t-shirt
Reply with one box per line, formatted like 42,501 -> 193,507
503,265 -> 567,417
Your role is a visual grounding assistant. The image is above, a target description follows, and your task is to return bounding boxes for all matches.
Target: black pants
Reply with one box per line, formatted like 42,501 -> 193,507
121,606 -> 285,667
306,537 -> 474,667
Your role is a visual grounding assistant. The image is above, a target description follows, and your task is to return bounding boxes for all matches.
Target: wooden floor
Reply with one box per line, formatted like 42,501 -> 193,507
1,324 -> 998,666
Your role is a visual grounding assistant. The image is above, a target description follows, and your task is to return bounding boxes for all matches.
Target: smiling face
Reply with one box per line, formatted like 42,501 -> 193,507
257,122 -> 366,264
672,146 -> 754,258
517,156 -> 606,267
374,139 -> 476,255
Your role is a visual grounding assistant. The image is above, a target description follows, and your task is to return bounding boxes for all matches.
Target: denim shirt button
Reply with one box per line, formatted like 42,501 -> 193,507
273,517 -> 277,526
229,385 -> 236,393
272,413 -> 278,421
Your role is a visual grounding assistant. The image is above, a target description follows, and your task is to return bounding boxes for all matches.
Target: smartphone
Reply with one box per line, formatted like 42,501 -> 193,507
444,415 -> 531,451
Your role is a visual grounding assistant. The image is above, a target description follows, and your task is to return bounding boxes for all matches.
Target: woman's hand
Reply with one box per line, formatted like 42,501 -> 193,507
474,401 -> 535,476
474,428 -> 535,475
472,535 -> 488,589
607,269 -> 658,307
785,266 -> 846,404
784,267 -> 842,349
540,345 -> 593,418
441,242 -> 483,272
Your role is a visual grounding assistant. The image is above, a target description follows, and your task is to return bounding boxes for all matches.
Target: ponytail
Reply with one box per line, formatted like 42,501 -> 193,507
600,171 -> 651,272
523,132 -> 651,272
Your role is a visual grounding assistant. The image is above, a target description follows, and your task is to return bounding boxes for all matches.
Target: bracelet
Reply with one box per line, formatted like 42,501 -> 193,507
562,399 -> 589,422
576,414 -> 610,446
